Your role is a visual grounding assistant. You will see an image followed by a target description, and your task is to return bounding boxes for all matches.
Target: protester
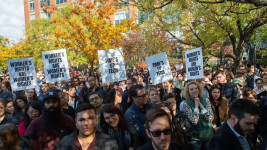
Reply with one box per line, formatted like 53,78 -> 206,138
124,84 -> 153,145
208,84 -> 229,130
0,123 -> 33,150
38,82 -> 50,102
138,108 -> 186,150
208,99 -> 260,150
0,78 -> 13,101
0,100 -> 19,125
57,103 -> 119,150
122,77 -> 138,112
88,92 -> 104,129
24,91 -> 75,150
182,81 -> 214,150
105,88 -> 123,110
67,84 -> 83,110
59,91 -> 75,120
101,104 -> 140,150
18,101 -> 42,135
148,87 -> 161,106
26,89 -> 39,102
254,78 -> 265,94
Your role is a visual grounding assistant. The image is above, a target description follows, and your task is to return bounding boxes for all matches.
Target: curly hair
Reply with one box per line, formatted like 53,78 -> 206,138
182,81 -> 204,100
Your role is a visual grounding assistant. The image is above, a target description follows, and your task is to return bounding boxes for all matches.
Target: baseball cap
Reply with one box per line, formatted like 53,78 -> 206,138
43,92 -> 60,102
233,78 -> 244,86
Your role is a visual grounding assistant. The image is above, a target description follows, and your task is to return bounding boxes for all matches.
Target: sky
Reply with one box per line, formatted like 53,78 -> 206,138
0,0 -> 25,42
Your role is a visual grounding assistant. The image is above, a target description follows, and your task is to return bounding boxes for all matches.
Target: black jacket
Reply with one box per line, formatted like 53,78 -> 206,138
208,122 -> 253,150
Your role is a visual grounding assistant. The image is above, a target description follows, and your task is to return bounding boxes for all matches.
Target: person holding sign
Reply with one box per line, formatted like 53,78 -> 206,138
182,81 -> 214,150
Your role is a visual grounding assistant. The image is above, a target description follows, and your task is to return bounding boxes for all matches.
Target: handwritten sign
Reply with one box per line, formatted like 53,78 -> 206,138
42,49 -> 70,83
7,57 -> 37,91
146,52 -> 173,85
98,48 -> 127,83
185,47 -> 204,80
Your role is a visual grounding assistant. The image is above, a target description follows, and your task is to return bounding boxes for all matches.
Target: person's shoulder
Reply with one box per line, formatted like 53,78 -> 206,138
97,131 -> 114,140
137,142 -> 153,150
60,132 -> 75,143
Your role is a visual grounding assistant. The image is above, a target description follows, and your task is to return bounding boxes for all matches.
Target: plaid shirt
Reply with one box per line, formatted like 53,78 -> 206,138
219,82 -> 239,105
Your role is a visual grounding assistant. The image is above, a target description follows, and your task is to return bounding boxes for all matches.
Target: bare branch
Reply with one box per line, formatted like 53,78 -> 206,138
189,26 -> 206,48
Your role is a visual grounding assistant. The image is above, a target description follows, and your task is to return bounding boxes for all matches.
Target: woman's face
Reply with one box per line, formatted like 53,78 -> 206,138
16,99 -> 26,109
0,103 -> 5,117
149,91 -> 160,105
115,90 -> 122,104
6,102 -> 15,115
188,84 -> 199,99
27,89 -> 34,98
211,88 -> 220,100
27,106 -> 40,119
163,82 -> 170,89
246,94 -> 256,103
103,112 -> 120,128
166,97 -> 176,112
80,83 -> 85,89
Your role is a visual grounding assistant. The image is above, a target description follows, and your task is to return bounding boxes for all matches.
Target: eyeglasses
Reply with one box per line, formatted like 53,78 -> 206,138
135,93 -> 147,98
149,128 -> 172,137
104,113 -> 116,122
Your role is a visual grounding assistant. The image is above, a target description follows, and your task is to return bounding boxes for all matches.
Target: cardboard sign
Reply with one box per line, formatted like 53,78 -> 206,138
145,52 -> 173,85
42,49 -> 70,83
7,57 -> 37,91
185,47 -> 204,80
98,48 -> 127,83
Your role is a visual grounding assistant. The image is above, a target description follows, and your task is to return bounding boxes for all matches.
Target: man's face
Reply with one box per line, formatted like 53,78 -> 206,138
126,79 -> 133,90
59,91 -> 68,106
256,80 -> 263,89
233,113 -> 258,136
250,66 -> 255,73
146,116 -> 171,150
41,84 -> 49,93
88,77 -> 96,87
49,82 -> 56,89
133,88 -> 148,107
73,79 -> 79,86
239,67 -> 246,73
216,73 -> 226,84
89,94 -> 103,108
76,109 -> 97,138
44,98 -> 59,111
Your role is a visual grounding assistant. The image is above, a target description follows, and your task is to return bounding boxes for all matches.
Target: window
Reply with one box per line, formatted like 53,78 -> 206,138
56,0 -> 67,4
114,12 -> 129,25
40,0 -> 50,8
40,12 -> 50,19
30,13 -> 35,20
30,0 -> 34,10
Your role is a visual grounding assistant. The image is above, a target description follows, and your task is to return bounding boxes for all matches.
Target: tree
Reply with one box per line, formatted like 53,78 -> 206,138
46,0 -> 136,72
132,0 -> 267,67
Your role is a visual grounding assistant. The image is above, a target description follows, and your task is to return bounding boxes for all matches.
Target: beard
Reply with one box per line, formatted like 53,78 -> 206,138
233,120 -> 245,136
43,105 -> 62,124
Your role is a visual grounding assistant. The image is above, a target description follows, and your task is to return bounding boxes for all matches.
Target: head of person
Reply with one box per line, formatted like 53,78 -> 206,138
238,65 -> 247,74
72,77 -> 80,86
79,81 -> 87,90
42,91 -> 61,123
100,104 -> 129,133
0,100 -> 6,118
88,92 -> 103,109
216,71 -> 227,84
235,74 -> 245,84
26,88 -> 38,101
155,102 -> 173,121
148,87 -> 161,105
145,108 -> 172,150
163,80 -> 173,90
41,83 -> 49,94
4,100 -> 15,115
182,81 -> 204,100
75,103 -> 97,138
1,81 -> 11,91
79,76 -> 85,82
0,123 -> 21,150
68,84 -> 77,98
15,95 -> 28,111
228,99 -> 260,136
262,73 -> 267,85
232,78 -> 244,91
129,84 -> 148,108
226,71 -> 234,83
24,101 -> 42,128
126,77 -> 137,91
105,88 -> 122,106
59,91 -> 69,107
255,78 -> 264,89
250,65 -> 256,73
162,93 -> 177,116
242,88 -> 257,103
209,84 -> 222,102
88,76 -> 96,88
171,69 -> 177,78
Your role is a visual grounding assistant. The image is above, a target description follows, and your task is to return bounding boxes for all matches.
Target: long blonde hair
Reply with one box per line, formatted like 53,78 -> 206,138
182,81 -> 204,100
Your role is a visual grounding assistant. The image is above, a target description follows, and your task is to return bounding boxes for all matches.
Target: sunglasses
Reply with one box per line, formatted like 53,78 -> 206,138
149,128 -> 172,137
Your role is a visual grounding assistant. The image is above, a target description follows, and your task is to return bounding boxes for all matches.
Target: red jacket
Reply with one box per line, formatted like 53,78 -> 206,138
24,113 -> 75,150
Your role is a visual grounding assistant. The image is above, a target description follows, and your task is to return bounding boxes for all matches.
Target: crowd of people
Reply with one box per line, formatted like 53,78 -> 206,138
0,62 -> 266,150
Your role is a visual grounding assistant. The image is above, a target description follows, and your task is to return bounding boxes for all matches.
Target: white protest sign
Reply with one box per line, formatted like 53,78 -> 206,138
98,48 -> 127,83
185,47 -> 204,80
42,49 -> 70,83
145,52 -> 173,85
7,57 -> 37,91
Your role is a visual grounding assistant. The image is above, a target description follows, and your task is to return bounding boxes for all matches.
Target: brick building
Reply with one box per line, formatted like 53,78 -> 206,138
23,0 -> 139,25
